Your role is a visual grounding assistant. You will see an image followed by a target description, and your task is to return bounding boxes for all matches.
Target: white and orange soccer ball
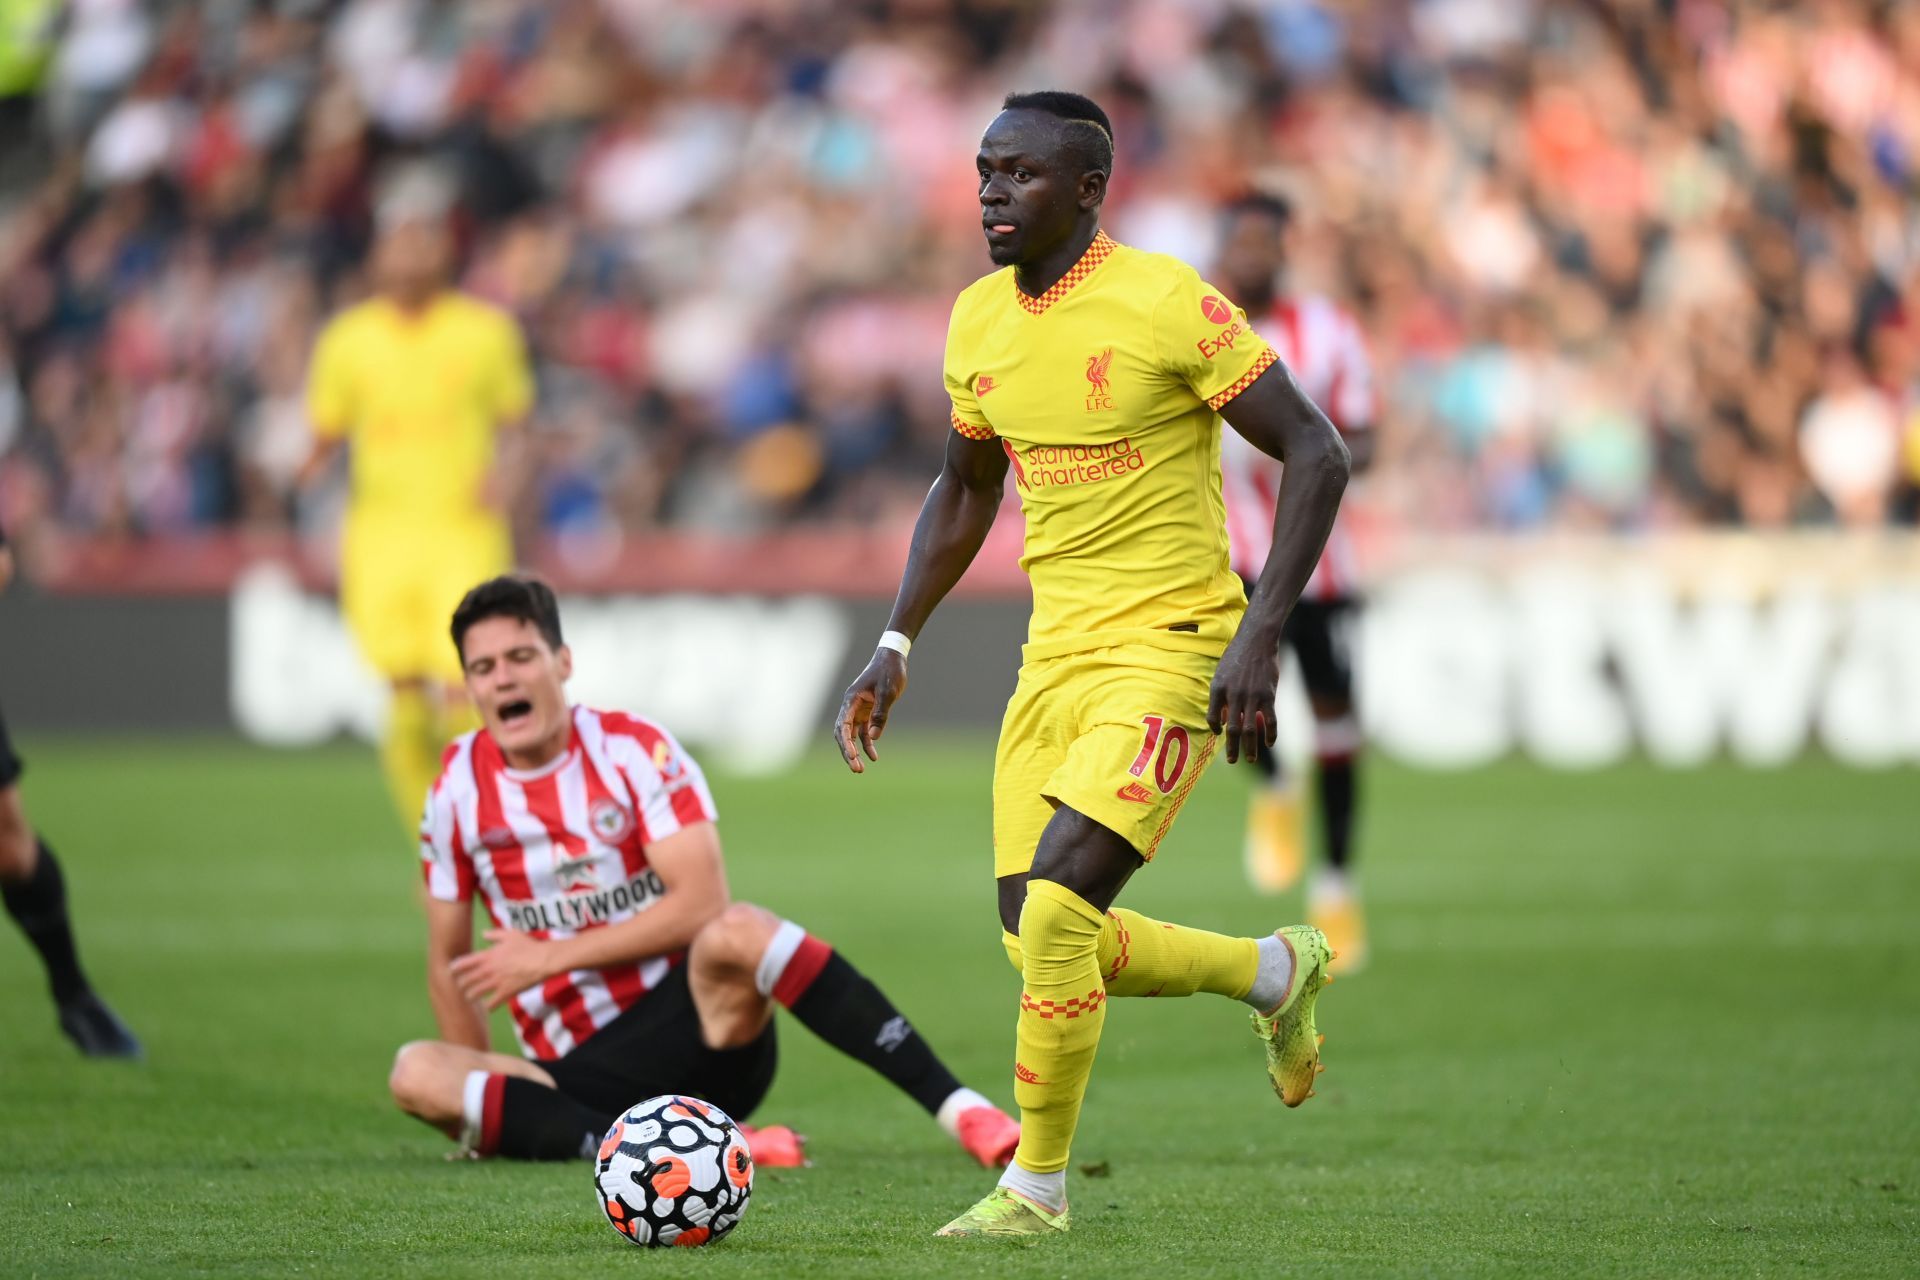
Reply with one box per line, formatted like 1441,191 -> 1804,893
594,1094 -> 754,1248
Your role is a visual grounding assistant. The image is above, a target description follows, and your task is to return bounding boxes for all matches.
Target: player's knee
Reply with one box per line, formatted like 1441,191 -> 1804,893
996,874 -> 1027,937
694,901 -> 781,973
388,1041 -> 445,1116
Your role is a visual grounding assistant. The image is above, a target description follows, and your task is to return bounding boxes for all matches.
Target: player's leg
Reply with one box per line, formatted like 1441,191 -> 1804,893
386,1039 -> 563,1146
500,965 -> 781,1162
1300,598 -> 1366,971
427,526 -> 509,747
340,522 -> 444,833
0,733 -> 141,1059
1244,580 -> 1306,893
687,901 -> 1020,1168
994,658 -> 1307,1008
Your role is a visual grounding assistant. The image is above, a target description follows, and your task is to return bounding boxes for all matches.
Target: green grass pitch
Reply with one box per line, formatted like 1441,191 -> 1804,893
0,735 -> 1913,1277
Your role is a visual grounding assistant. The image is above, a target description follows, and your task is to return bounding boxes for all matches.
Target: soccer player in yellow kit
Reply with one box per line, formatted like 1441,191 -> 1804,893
304,207 -> 533,831
836,92 -> 1352,1237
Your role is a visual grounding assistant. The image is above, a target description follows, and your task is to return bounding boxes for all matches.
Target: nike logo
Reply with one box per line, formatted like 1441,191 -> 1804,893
1014,1061 -> 1049,1085
976,375 -> 998,396
1115,782 -> 1154,804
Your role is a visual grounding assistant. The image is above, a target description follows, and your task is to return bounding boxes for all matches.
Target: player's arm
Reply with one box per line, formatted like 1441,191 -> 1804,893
299,318 -> 353,494
1212,363 -> 1351,763
834,430 -> 1009,772
447,822 -> 730,1010
425,896 -> 490,1051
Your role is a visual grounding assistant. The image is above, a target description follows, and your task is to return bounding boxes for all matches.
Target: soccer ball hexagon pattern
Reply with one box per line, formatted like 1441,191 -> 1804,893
594,1095 -> 754,1248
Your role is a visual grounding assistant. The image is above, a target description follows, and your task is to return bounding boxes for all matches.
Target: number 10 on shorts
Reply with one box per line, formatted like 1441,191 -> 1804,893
1128,715 -> 1191,794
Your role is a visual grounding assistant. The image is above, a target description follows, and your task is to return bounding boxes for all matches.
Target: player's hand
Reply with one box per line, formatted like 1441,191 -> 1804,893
1208,633 -> 1280,765
834,650 -> 908,774
448,928 -> 553,1010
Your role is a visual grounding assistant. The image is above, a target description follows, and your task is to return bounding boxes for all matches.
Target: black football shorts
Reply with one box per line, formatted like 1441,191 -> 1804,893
535,964 -> 778,1124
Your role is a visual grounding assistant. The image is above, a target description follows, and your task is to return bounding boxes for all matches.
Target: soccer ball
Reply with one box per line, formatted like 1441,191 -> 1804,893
594,1094 -> 754,1248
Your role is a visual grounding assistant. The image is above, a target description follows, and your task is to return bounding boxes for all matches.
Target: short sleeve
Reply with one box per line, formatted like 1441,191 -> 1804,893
943,297 -> 997,441
1151,271 -> 1279,412
487,312 -> 534,424
419,775 -> 475,904
305,316 -> 355,439
603,716 -> 719,841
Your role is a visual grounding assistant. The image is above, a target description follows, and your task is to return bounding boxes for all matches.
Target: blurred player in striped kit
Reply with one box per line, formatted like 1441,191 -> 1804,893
300,174 -> 533,835
1218,193 -> 1376,971
0,519 -> 140,1057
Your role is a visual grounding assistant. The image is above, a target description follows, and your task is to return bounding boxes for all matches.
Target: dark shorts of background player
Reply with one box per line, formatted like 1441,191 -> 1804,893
0,702 -> 21,789
1245,577 -> 1359,703
534,964 -> 778,1123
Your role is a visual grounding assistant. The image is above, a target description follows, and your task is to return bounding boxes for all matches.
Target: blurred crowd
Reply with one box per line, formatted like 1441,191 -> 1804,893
0,0 -> 1917,575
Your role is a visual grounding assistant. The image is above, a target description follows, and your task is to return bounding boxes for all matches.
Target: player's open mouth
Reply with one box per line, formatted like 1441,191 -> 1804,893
497,699 -> 533,726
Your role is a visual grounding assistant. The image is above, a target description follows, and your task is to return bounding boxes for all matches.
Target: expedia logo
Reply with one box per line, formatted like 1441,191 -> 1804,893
1196,320 -> 1247,361
505,868 -> 666,932
1200,295 -> 1233,324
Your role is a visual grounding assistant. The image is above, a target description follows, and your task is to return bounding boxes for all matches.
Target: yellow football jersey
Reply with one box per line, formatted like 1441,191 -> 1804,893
944,231 -> 1278,662
307,292 -> 533,527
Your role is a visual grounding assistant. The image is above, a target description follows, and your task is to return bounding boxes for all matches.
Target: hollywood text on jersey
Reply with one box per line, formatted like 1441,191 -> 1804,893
504,867 -> 668,933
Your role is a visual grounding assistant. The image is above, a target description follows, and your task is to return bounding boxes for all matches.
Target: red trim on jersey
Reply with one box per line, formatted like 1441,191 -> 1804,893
479,1073 -> 507,1154
771,934 -> 834,1008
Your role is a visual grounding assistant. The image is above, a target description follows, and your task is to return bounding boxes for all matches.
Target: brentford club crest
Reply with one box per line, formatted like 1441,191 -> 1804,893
590,799 -> 634,844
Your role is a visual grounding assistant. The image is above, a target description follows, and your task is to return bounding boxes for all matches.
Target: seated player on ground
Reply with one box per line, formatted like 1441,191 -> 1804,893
386,576 -> 1019,1168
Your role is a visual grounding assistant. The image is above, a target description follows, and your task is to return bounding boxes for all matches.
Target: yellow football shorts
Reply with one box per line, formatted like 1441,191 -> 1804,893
340,513 -> 512,684
992,643 -> 1221,878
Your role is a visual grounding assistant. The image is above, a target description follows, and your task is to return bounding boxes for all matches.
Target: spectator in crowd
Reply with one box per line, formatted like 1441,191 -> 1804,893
0,0 -> 1916,582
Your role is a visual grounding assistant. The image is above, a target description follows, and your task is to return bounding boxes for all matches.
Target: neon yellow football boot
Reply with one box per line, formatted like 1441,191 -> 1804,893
934,1187 -> 1070,1238
1250,924 -> 1333,1106
1244,785 -> 1305,893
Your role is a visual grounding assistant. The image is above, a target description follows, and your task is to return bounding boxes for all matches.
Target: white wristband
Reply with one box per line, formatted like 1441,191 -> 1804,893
877,630 -> 912,659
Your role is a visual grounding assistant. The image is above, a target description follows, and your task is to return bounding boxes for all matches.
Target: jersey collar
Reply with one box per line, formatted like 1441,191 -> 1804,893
1014,230 -> 1117,316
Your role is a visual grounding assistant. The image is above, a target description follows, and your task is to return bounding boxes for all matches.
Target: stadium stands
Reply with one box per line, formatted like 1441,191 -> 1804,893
0,0 -> 1915,585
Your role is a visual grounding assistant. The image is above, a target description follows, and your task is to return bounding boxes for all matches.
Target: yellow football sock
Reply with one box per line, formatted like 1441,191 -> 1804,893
1098,908 -> 1258,1000
1010,879 -> 1107,1175
380,685 -> 441,833
1001,912 -> 1258,1000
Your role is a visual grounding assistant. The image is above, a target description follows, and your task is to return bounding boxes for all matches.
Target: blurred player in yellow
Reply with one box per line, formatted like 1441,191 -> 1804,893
302,184 -> 533,831
836,92 -> 1350,1237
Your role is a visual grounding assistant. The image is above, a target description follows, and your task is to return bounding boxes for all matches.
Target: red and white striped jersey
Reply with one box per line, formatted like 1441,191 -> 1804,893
1222,295 -> 1376,599
420,705 -> 719,1060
